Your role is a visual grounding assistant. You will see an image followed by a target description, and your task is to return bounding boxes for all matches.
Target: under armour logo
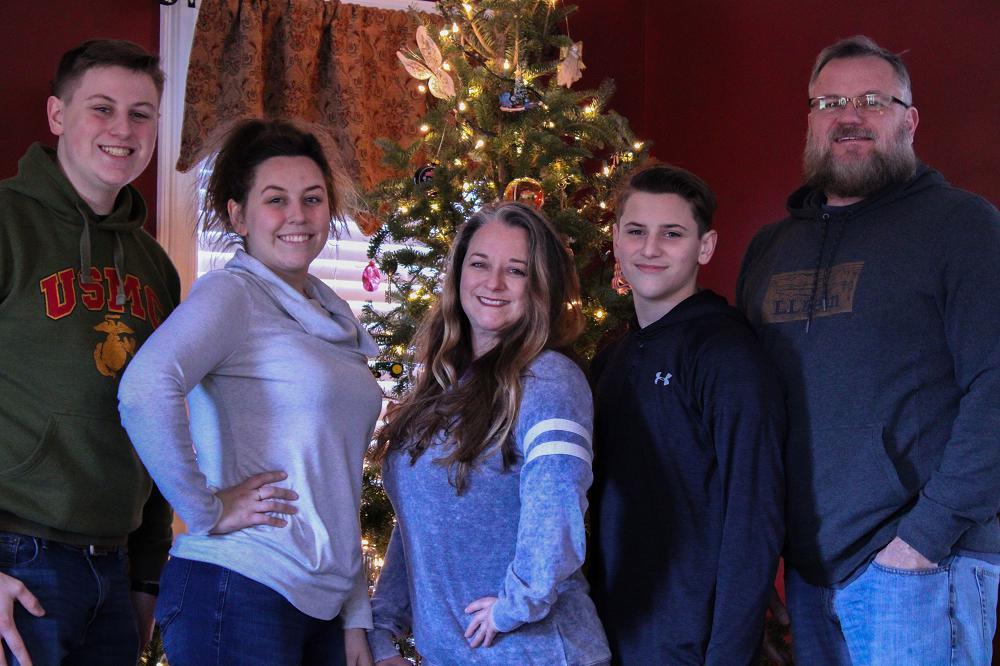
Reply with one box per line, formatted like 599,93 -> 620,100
654,371 -> 672,386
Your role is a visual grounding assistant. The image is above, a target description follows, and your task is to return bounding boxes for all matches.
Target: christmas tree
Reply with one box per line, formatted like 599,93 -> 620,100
358,0 -> 648,572
361,0 -> 653,372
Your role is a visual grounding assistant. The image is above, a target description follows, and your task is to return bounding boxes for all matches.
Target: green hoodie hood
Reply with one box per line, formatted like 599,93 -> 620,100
0,143 -> 148,304
1,142 -> 148,231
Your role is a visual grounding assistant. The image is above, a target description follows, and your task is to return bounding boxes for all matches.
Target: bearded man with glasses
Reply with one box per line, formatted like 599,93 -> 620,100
737,35 -> 1000,665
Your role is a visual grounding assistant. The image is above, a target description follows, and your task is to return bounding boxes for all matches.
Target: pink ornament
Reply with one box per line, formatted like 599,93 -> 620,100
362,260 -> 382,292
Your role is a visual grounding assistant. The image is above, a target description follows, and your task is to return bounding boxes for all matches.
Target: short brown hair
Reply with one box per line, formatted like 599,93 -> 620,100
614,163 -> 717,236
810,35 -> 912,104
52,39 -> 164,100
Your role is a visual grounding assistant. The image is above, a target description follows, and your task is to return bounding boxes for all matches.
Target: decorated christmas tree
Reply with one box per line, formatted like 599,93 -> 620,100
359,0 -> 649,391
356,0 -> 649,571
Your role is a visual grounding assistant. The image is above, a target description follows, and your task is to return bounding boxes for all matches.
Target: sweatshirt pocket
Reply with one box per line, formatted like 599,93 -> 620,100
786,425 -> 909,566
0,412 -> 150,538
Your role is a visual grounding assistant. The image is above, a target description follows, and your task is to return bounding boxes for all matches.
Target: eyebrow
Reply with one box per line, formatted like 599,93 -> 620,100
622,220 -> 688,229
84,94 -> 157,110
469,251 -> 527,265
260,184 -> 325,194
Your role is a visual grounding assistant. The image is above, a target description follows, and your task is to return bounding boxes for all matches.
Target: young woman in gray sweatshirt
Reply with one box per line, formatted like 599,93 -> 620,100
119,120 -> 380,665
367,202 -> 610,666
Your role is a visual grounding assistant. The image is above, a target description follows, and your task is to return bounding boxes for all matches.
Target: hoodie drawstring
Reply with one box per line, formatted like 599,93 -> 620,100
77,205 -> 127,307
78,206 -> 93,285
113,233 -> 127,307
805,212 -> 845,333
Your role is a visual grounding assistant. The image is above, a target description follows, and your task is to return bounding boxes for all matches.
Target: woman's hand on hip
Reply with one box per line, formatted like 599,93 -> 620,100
210,471 -> 297,534
464,596 -> 500,648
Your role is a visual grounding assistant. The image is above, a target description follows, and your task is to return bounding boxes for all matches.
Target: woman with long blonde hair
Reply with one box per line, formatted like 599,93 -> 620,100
367,202 -> 610,665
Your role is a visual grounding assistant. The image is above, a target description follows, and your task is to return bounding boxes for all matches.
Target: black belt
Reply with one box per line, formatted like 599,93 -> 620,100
43,539 -> 125,556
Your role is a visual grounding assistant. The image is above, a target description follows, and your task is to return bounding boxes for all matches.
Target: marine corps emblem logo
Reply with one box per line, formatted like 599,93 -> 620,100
93,314 -> 136,377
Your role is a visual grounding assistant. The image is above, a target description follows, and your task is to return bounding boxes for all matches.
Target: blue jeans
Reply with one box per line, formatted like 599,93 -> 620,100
786,552 -> 1000,665
0,530 -> 138,666
156,557 -> 347,666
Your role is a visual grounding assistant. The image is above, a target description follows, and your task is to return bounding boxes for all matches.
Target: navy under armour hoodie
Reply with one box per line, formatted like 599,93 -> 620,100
589,289 -> 786,666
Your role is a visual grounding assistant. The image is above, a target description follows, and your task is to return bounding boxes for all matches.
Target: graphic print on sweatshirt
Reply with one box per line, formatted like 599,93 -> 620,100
93,315 -> 136,377
39,265 -> 165,377
762,261 -> 863,323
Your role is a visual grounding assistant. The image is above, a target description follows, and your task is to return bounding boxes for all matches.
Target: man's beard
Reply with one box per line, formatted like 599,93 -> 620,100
803,120 -> 917,200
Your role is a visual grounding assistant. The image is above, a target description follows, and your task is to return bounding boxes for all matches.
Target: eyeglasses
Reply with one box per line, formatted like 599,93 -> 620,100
808,93 -> 911,114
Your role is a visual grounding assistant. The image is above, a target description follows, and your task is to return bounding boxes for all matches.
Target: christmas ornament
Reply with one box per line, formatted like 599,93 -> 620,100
413,163 -> 437,186
503,177 -> 545,209
611,259 -> 631,295
397,25 -> 456,100
355,211 -> 382,236
499,76 -> 538,112
362,260 -> 382,292
557,41 -> 586,88
389,362 -> 405,378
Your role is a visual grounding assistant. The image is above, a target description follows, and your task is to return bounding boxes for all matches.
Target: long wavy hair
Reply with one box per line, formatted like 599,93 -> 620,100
373,202 -> 584,493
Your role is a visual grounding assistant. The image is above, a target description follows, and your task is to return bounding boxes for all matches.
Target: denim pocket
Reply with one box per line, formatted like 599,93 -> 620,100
0,532 -> 39,568
869,559 -> 950,577
836,556 -> 953,664
154,557 -> 191,632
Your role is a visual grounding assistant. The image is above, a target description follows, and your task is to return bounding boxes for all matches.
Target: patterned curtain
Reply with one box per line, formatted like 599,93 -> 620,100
177,0 -> 430,189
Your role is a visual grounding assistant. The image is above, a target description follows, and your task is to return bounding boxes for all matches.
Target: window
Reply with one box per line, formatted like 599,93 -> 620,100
157,0 -> 434,314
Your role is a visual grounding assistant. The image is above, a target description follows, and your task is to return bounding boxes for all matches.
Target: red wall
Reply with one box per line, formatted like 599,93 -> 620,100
575,0 -> 1000,300
0,1 -> 160,233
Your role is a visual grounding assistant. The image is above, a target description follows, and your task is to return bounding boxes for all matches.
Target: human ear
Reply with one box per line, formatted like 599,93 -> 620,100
697,229 -> 718,266
228,199 -> 248,236
46,96 -> 65,137
904,106 -> 919,141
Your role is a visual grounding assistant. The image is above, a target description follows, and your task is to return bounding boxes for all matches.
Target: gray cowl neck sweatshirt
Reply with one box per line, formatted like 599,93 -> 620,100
120,249 -> 382,624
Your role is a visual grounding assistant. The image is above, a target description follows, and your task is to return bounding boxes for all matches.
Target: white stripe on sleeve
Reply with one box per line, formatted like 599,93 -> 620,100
523,418 -> 591,451
524,440 -> 593,465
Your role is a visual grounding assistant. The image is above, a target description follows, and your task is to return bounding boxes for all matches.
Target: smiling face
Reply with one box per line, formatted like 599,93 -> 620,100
47,66 -> 160,215
614,191 -> 717,327
228,155 -> 331,293
804,56 -> 919,205
459,220 -> 530,357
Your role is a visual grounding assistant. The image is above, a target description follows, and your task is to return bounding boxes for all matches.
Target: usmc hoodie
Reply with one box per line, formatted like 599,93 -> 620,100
0,143 -> 179,583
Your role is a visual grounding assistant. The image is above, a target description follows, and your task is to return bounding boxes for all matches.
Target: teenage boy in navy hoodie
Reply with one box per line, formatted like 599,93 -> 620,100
589,164 -> 786,665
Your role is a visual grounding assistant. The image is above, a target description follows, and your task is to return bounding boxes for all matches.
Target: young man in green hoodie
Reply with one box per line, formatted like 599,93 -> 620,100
0,39 -> 179,665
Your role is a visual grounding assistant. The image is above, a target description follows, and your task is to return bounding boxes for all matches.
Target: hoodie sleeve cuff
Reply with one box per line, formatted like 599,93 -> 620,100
488,596 -> 526,633
367,628 -> 401,663
896,493 -> 971,564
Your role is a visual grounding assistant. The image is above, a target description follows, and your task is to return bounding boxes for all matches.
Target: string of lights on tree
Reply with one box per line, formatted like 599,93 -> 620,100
355,14 -> 649,643
357,0 -> 650,405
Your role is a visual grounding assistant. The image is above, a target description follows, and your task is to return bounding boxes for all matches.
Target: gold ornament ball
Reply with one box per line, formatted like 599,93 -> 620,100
503,177 -> 545,209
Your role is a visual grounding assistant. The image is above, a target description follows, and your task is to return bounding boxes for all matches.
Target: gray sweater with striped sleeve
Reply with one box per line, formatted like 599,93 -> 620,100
368,350 -> 611,665
118,250 -> 382,624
